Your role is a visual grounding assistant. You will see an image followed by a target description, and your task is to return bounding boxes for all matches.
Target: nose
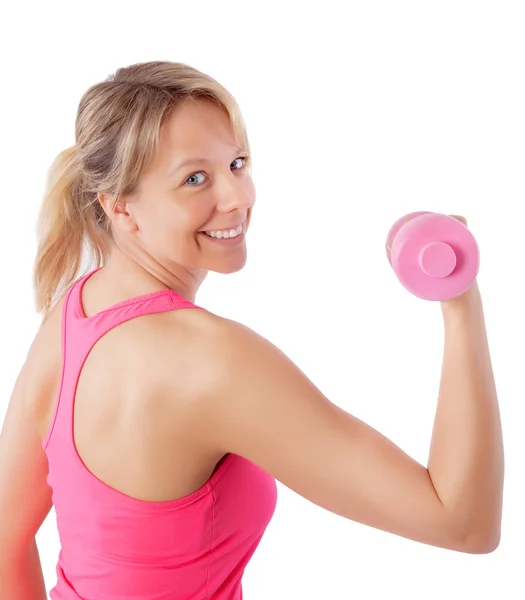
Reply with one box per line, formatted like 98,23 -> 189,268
215,172 -> 255,214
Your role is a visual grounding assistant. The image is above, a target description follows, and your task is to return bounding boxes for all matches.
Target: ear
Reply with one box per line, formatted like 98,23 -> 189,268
97,192 -> 137,232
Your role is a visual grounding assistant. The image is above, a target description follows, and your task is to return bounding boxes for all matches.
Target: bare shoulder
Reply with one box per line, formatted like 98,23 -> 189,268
22,299 -> 64,418
193,316 -> 475,553
129,306 -> 240,396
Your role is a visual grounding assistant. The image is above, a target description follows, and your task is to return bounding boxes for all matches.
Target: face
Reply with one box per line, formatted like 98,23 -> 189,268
117,98 -> 256,277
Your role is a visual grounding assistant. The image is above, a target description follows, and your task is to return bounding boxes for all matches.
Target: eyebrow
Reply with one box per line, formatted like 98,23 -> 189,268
168,148 -> 244,177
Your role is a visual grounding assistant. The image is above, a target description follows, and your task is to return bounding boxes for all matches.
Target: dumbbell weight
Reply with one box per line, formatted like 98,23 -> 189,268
386,211 -> 480,301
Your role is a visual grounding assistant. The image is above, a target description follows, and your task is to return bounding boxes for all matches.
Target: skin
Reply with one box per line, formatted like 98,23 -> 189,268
0,98 -> 503,599
96,95 -> 256,303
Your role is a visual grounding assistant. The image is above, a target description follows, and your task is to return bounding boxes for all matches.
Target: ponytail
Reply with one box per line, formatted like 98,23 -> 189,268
33,146 -> 109,320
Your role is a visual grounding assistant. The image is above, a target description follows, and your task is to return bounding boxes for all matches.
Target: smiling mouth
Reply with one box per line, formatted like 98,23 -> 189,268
200,220 -> 245,239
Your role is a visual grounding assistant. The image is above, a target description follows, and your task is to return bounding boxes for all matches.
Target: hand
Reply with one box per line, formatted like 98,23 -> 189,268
448,214 -> 468,227
441,214 -> 481,310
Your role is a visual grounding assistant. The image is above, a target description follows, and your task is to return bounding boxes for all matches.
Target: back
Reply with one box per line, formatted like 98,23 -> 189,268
38,268 -> 277,600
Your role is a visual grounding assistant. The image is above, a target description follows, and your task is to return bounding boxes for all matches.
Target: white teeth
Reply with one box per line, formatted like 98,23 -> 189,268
204,223 -> 244,238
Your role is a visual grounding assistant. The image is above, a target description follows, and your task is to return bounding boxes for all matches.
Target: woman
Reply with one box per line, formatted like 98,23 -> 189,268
0,61 -> 504,600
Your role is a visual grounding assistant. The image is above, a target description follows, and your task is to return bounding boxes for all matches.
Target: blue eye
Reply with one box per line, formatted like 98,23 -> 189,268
231,157 -> 247,170
186,172 -> 206,186
185,156 -> 249,187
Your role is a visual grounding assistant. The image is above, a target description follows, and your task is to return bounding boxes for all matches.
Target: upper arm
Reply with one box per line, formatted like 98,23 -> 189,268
0,352 -> 53,559
206,320 -> 470,553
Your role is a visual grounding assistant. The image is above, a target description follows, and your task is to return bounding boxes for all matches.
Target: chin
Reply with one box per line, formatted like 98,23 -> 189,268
210,256 -> 248,275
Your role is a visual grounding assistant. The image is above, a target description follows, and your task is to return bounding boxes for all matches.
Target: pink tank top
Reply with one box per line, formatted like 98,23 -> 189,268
42,268 -> 278,600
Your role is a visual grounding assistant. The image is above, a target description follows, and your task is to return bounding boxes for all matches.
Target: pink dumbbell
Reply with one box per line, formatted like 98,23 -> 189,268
386,211 -> 480,301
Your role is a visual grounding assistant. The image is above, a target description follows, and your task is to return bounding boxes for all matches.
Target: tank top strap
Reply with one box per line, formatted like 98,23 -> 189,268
43,268 -> 202,450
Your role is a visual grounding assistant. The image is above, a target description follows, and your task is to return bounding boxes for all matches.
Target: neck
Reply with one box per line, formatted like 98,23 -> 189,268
101,243 -> 207,304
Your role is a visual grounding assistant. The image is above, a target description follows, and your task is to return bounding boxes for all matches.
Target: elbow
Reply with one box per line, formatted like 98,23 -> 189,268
461,528 -> 501,554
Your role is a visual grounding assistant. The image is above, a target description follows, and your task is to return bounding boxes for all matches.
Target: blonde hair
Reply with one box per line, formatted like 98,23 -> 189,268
33,61 -> 251,320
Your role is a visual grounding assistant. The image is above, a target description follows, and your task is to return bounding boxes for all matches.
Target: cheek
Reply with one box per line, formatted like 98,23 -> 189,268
181,199 -> 215,230
161,204 -> 209,243
135,203 -> 180,247
245,179 -> 256,205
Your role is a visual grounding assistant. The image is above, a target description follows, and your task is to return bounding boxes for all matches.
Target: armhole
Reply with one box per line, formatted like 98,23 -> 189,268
42,288 -> 71,450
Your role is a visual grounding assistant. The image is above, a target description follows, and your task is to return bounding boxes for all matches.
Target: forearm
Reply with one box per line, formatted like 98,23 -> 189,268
428,281 -> 504,550
0,539 -> 47,600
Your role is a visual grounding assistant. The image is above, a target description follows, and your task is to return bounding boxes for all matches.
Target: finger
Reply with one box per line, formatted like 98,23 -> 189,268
448,214 -> 468,226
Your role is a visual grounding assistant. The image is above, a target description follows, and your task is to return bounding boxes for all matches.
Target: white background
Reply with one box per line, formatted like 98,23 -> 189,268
0,1 -> 523,598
